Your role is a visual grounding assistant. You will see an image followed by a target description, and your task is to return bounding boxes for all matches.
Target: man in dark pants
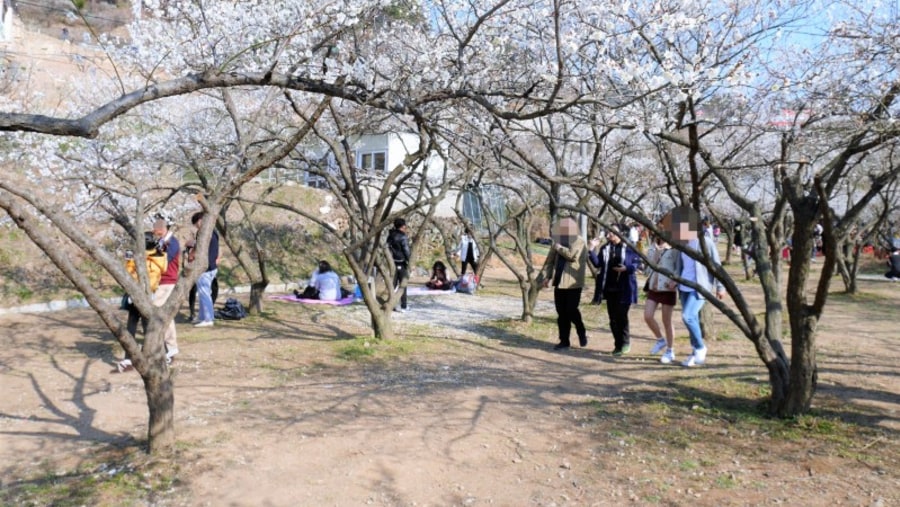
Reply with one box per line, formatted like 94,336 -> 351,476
387,218 -> 412,312
538,216 -> 588,350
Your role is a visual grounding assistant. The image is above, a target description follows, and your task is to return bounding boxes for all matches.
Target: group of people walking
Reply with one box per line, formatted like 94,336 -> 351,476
538,208 -> 725,367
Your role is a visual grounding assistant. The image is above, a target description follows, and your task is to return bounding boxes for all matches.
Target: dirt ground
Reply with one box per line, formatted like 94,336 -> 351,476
0,267 -> 898,507
2,13 -> 897,507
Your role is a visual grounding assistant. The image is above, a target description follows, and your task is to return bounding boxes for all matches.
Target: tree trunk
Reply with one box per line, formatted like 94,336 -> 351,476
142,363 -> 175,453
741,247 -> 754,280
762,348 -> 791,412
519,281 -> 540,324
698,303 -> 716,342
757,300 -> 792,414
777,206 -> 821,417
723,224 -> 734,264
475,248 -> 493,288
848,247 -> 861,294
370,307 -> 394,340
835,241 -> 860,294
778,311 -> 818,416
248,280 -> 268,315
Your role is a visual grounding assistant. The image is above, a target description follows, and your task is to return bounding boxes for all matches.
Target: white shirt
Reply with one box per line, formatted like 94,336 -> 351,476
679,239 -> 699,292
315,271 -> 342,301
459,234 -> 480,262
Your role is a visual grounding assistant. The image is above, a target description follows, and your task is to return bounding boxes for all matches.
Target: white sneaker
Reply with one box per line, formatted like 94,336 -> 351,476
116,359 -> 133,373
166,347 -> 179,359
194,321 -> 214,327
650,338 -> 667,355
694,346 -> 708,363
660,349 -> 675,364
682,348 -> 706,367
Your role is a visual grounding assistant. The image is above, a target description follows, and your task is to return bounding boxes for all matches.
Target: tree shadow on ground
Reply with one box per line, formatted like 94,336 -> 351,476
209,306 -> 359,343
0,339 -> 141,488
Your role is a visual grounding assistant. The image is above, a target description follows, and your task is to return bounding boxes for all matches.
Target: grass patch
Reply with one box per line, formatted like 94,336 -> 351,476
715,473 -> 738,488
0,448 -> 181,507
679,459 -> 699,471
717,331 -> 735,341
336,337 -> 377,360
579,369 -> 893,475
14,286 -> 34,300
336,336 -> 415,362
828,290 -> 890,304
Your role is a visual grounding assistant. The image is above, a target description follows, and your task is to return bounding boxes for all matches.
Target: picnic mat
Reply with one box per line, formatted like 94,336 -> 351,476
266,294 -> 356,305
406,286 -> 457,296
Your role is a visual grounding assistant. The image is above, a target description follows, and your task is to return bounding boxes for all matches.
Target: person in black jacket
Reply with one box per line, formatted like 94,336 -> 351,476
886,246 -> 900,281
387,218 -> 412,312
588,224 -> 642,356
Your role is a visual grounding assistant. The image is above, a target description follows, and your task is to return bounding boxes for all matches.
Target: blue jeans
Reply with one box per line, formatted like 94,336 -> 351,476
679,290 -> 706,350
198,269 -> 218,322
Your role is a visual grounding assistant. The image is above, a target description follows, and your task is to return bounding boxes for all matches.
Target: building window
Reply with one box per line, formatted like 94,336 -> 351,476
461,184 -> 506,230
359,151 -> 386,175
305,171 -> 328,188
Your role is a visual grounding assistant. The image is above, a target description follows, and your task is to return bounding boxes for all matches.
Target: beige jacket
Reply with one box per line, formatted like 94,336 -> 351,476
646,244 -> 678,292
538,235 -> 587,289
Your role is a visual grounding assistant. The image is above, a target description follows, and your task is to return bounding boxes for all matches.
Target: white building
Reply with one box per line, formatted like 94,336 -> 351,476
344,132 -> 445,181
258,131 -> 505,225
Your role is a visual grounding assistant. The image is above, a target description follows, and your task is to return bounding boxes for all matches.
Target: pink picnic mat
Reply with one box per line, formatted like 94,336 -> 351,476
266,294 -> 356,305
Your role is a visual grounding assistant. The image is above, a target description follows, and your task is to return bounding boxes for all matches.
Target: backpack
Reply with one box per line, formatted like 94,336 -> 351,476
216,298 -> 248,320
456,273 -> 478,294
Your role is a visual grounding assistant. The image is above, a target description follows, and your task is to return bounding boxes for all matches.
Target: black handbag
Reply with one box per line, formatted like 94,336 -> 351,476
119,294 -> 133,310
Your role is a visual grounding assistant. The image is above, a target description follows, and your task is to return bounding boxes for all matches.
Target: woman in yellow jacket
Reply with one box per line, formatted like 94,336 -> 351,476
118,232 -> 167,372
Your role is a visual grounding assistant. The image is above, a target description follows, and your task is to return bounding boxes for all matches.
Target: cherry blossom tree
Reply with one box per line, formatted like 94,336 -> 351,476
1,0 -> 588,451
593,0 -> 900,416
3,0 -> 898,455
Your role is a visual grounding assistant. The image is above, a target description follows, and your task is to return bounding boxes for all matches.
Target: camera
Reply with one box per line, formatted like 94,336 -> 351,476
144,231 -> 158,251
155,230 -> 173,253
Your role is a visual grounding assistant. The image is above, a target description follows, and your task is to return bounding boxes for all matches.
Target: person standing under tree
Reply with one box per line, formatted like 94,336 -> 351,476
885,245 -> 900,281
387,218 -> 412,313
189,212 -> 219,327
664,206 -> 726,367
151,217 -> 180,362
118,232 -> 168,372
812,221 -> 824,261
457,226 -> 480,276
644,235 -> 679,364
187,269 -> 218,321
589,224 -> 641,356
732,218 -> 744,254
537,216 -> 588,350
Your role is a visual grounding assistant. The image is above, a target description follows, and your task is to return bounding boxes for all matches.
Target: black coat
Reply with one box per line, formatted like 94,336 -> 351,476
387,228 -> 411,265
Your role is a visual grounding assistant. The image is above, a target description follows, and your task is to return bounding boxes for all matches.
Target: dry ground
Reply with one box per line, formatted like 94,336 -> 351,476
0,265 -> 898,507
2,11 -> 897,507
